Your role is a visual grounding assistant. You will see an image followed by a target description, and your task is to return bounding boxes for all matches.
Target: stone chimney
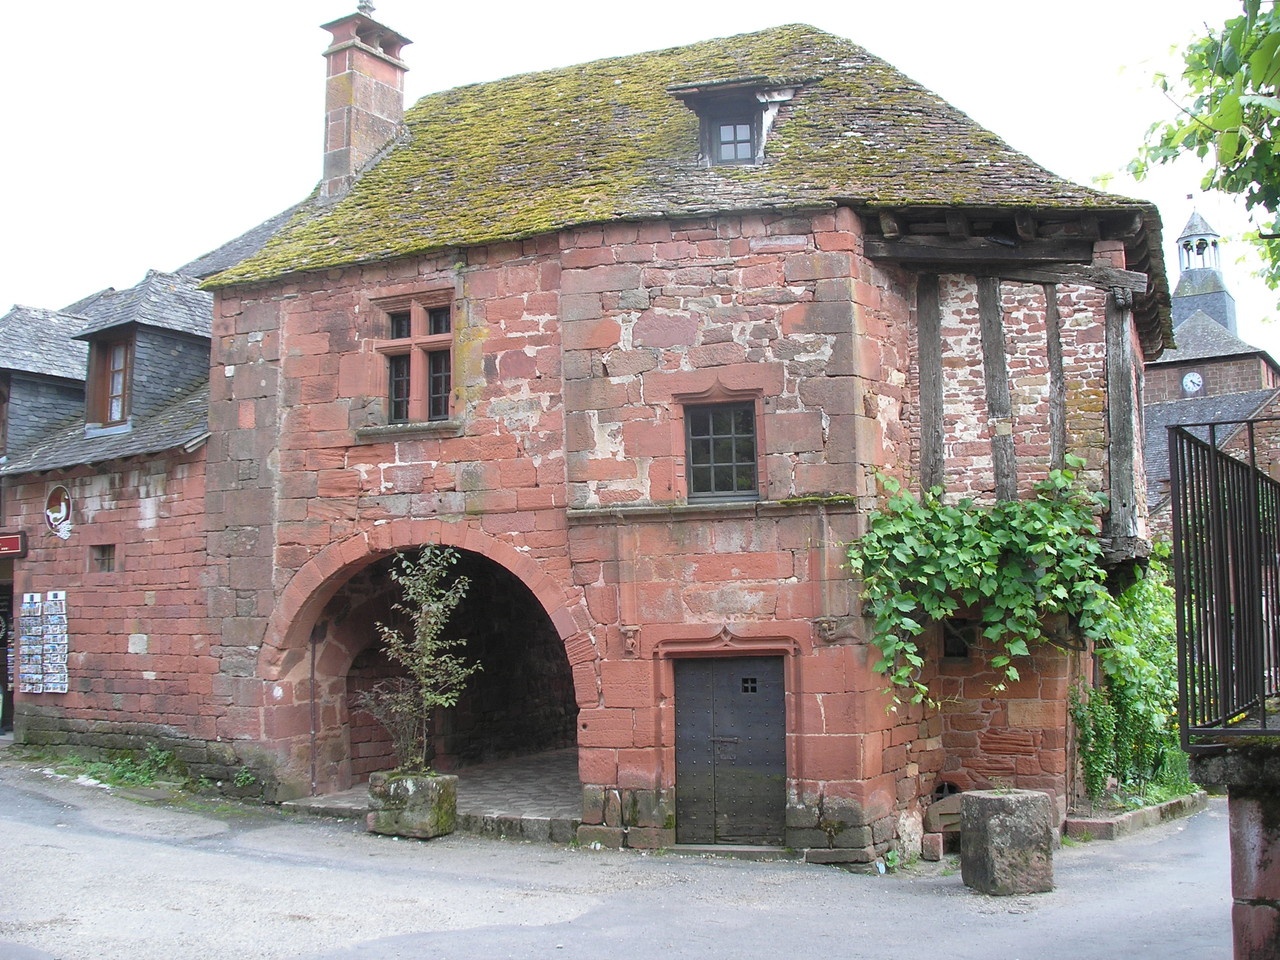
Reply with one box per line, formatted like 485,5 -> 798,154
320,7 -> 412,200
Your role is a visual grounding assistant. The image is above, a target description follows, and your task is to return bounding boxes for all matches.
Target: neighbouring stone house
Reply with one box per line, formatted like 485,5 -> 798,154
3,9 -> 1172,861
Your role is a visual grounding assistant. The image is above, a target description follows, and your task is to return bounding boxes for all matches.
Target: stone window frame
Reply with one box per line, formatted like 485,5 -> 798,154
672,381 -> 766,504
88,543 -> 117,574
370,295 -> 454,425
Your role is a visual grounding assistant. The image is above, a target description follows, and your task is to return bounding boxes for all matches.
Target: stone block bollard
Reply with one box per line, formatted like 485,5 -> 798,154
366,771 -> 457,839
960,789 -> 1055,895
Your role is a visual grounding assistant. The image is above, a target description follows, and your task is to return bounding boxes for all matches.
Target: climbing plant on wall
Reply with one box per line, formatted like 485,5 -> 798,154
1070,545 -> 1188,802
846,457 -> 1117,704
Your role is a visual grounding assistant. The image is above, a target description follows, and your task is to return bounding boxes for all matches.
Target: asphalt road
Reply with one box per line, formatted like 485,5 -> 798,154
0,759 -> 1232,960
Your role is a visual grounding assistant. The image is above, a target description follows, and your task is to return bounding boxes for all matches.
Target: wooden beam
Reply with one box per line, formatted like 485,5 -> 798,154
1104,291 -> 1140,542
879,211 -> 905,239
999,263 -> 1148,293
977,277 -> 1018,501
1079,213 -> 1100,240
864,236 -> 1096,264
946,211 -> 970,239
1043,283 -> 1066,471
1015,211 -> 1037,242
917,275 -> 944,490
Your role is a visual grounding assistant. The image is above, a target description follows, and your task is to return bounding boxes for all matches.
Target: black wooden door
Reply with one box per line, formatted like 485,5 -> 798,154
674,656 -> 785,844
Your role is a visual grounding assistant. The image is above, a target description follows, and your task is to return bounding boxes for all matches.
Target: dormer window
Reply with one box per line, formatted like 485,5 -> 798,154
86,335 -> 134,428
669,77 -> 799,167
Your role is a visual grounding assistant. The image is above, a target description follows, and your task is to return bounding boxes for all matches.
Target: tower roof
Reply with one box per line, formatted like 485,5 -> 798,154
1179,210 -> 1219,242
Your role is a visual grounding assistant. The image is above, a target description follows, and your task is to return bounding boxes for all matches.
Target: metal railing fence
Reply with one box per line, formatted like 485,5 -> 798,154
1170,419 -> 1280,749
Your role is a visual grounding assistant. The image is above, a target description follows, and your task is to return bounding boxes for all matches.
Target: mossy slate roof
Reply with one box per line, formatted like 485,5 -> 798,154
210,24 -> 1142,288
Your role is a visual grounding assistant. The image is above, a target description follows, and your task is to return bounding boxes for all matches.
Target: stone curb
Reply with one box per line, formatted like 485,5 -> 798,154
1062,790 -> 1208,841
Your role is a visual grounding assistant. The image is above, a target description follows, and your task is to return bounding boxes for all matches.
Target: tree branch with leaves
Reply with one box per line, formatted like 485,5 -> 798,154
355,546 -> 480,773
1133,0 -> 1280,291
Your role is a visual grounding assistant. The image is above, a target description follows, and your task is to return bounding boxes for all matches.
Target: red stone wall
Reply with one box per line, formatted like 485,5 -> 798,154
197,208 -> 1138,842
5,455 -> 233,775
932,636 -> 1078,821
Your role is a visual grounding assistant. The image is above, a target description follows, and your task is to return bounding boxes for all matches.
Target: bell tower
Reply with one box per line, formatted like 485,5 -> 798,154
1172,210 -> 1237,334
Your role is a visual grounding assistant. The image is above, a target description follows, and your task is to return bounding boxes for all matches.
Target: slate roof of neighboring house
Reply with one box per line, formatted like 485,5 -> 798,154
209,23 -> 1159,289
71,271 -> 211,340
1148,310 -> 1275,368
0,381 -> 210,476
1143,388 -> 1280,504
0,307 -> 88,380
177,202 -> 308,279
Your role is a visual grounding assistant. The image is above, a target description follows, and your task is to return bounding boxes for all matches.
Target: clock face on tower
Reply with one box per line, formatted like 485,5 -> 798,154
1182,371 -> 1204,395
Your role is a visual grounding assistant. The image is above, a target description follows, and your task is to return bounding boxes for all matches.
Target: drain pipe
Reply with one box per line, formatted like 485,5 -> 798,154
310,624 -> 319,796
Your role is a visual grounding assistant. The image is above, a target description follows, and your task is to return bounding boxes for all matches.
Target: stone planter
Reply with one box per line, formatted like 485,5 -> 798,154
960,789 -> 1054,895
366,771 -> 457,839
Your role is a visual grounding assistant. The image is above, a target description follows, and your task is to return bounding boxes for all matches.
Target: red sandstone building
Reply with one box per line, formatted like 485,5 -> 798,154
1,10 -> 1172,861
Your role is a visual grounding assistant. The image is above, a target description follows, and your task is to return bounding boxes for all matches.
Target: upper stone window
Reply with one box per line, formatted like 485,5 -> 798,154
669,77 -> 798,167
374,297 -> 454,425
685,401 -> 759,501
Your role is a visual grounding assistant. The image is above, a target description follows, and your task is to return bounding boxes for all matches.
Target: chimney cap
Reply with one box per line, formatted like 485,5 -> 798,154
320,10 -> 412,63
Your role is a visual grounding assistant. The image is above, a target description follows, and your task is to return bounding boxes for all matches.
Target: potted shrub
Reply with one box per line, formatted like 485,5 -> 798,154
357,545 -> 480,838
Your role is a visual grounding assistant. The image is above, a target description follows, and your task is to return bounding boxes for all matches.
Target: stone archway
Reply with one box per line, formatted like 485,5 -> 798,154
257,520 -> 591,795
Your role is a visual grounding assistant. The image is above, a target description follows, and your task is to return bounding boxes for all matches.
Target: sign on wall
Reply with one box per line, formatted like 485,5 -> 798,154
44,486 -> 72,540
0,533 -> 26,558
17,591 -> 69,694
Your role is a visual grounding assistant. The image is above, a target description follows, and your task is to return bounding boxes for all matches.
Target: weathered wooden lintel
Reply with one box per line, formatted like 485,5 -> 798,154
999,263 -> 1148,293
863,236 -> 1095,264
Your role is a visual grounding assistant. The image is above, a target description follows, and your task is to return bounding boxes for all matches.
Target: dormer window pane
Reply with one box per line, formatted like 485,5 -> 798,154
717,120 -> 755,162
108,344 -> 127,421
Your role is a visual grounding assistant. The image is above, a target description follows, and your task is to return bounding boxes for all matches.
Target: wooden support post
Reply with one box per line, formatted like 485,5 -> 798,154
1043,283 -> 1066,471
978,277 -> 1017,501
1105,287 -> 1139,540
917,275 -> 944,490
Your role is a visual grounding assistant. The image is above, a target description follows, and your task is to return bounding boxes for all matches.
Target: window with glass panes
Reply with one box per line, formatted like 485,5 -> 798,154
715,117 -> 755,162
87,337 -> 133,426
686,402 -> 758,500
379,301 -> 453,423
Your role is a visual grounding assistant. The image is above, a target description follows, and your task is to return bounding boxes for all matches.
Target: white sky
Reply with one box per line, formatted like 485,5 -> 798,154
2,0 -> 1270,353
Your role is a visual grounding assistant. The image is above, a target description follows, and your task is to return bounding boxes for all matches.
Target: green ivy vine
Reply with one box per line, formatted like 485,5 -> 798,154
1070,545 -> 1190,803
846,457 -> 1116,703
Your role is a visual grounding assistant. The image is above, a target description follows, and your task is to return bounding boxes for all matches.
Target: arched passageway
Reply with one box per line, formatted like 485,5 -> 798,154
312,546 -> 579,788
